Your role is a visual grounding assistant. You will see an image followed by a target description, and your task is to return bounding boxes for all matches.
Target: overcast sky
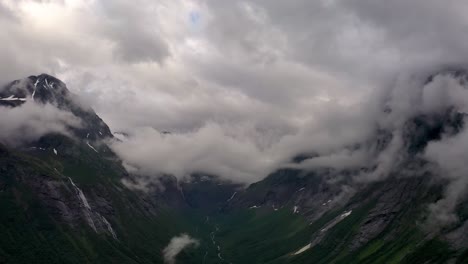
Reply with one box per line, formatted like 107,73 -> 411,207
2,0 -> 467,131
4,0 -> 468,228
2,0 -> 468,184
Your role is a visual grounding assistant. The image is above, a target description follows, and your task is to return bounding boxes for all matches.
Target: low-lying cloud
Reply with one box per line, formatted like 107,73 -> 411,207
425,125 -> 468,227
110,102 -> 376,184
162,233 -> 199,264
0,101 -> 82,146
111,123 -> 278,184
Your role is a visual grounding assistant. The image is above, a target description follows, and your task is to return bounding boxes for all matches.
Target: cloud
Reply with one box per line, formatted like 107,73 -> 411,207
3,0 -> 468,227
425,119 -> 468,227
110,123 -> 279,184
162,233 -> 199,264
370,71 -> 468,227
97,0 -> 170,63
109,101 -> 378,184
0,100 -> 82,146
288,148 -> 370,171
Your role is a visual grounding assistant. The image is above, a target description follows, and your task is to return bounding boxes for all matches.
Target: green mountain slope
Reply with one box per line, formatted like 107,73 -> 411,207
1,73 -> 468,264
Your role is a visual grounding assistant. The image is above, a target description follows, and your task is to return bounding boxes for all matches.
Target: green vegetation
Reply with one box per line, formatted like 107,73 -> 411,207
0,140 -> 466,264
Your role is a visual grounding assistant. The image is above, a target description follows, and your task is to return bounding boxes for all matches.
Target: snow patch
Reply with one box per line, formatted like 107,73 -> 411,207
319,210 -> 353,232
53,148 -> 57,155
87,142 -> 98,153
249,205 -> 260,209
293,206 -> 299,214
340,210 -> 352,219
45,78 -> 51,89
32,79 -> 39,100
293,243 -> 311,255
0,95 -> 27,101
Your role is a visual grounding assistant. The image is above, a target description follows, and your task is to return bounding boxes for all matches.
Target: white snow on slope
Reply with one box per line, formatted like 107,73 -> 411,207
32,79 -> 39,100
53,148 -> 57,155
319,210 -> 353,232
293,206 -> 299,214
87,142 -> 98,153
340,210 -> 352,218
0,95 -> 27,101
293,243 -> 311,255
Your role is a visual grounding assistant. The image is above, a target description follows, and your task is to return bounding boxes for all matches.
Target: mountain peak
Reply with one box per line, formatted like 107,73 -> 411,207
0,73 -> 69,106
0,74 -> 113,141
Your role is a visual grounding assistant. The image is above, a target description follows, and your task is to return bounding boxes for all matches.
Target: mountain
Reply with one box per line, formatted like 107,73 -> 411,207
219,69 -> 468,263
0,74 -> 195,263
1,74 -> 112,141
0,73 -> 468,264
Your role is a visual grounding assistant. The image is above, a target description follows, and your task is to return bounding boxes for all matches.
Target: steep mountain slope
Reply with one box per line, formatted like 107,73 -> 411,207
0,75 -> 202,263
1,72 -> 468,264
